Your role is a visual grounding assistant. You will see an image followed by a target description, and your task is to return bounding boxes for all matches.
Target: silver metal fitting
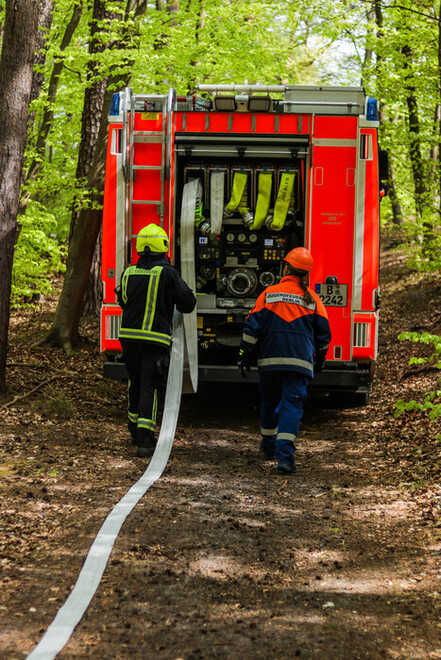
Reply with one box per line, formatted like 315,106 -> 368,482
265,214 -> 274,229
199,221 -> 211,236
241,211 -> 254,228
226,267 -> 258,297
260,271 -> 275,288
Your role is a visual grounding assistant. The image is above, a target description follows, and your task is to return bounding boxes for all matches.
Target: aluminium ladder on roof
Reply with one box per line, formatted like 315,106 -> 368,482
121,87 -> 175,257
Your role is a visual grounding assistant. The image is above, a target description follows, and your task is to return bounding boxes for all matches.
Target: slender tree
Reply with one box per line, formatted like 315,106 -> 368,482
0,0 -> 40,393
372,0 -> 403,225
28,0 -> 55,133
402,44 -> 429,219
19,0 -> 83,217
69,0 -> 113,243
45,0 -> 148,352
70,0 -> 121,315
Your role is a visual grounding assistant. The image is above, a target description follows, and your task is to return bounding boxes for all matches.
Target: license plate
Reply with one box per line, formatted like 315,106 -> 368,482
315,283 -> 348,307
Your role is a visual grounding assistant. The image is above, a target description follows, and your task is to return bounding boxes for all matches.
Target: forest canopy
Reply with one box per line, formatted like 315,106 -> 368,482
0,0 -> 440,309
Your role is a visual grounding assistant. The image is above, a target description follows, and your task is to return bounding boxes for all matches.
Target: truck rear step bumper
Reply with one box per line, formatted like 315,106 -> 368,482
103,360 -> 372,394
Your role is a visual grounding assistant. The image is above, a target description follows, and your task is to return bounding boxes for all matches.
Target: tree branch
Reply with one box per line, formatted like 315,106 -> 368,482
356,0 -> 439,23
1,375 -> 74,409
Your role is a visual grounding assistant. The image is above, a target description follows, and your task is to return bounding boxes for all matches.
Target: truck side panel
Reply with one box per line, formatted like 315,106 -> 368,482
308,116 -> 358,362
361,127 -> 380,314
101,121 -> 125,354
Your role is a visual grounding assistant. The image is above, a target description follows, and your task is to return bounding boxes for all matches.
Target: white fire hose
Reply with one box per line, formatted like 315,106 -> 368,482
27,311 -> 185,660
180,178 -> 200,393
27,177 -> 203,659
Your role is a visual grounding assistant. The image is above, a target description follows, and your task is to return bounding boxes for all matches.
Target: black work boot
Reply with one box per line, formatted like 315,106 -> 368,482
128,421 -> 138,445
136,444 -> 155,458
276,460 -> 297,474
135,429 -> 156,458
259,438 -> 275,460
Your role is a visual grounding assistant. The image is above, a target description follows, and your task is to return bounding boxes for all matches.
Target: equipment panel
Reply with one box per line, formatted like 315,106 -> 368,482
193,225 -> 296,303
178,155 -> 303,311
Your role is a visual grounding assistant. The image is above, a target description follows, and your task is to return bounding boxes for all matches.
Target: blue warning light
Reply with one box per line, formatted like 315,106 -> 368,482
366,97 -> 378,121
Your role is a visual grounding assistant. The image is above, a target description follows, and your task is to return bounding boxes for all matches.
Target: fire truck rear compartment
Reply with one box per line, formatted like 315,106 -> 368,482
174,135 -> 306,371
101,87 -> 381,400
173,135 -> 374,397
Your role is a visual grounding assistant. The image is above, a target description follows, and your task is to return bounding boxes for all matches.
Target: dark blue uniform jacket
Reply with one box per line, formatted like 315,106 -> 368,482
240,275 -> 331,378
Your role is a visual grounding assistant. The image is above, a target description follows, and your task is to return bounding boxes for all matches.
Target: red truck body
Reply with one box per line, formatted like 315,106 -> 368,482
101,85 -> 383,402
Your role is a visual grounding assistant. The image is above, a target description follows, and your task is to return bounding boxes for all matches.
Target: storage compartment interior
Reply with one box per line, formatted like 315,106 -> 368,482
175,144 -> 307,362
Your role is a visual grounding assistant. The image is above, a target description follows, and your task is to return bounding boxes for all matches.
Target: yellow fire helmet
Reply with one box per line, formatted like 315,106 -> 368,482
136,224 -> 169,253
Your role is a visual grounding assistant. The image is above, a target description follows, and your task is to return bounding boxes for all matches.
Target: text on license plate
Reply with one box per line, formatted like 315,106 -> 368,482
315,283 -> 348,307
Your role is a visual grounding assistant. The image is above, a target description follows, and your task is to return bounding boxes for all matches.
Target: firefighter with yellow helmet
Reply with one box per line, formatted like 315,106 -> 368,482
116,224 -> 196,457
237,247 -> 331,474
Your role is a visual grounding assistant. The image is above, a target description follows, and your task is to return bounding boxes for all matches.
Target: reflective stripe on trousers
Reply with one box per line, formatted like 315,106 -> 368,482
121,340 -> 167,446
259,371 -> 309,465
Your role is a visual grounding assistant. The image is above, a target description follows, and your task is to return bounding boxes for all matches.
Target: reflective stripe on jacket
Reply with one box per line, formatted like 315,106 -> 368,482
117,253 -> 196,346
240,275 -> 331,377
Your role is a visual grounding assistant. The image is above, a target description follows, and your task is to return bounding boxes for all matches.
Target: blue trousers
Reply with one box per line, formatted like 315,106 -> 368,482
259,370 -> 310,466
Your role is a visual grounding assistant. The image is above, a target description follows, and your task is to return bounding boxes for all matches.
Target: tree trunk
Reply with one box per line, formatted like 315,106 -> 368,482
14,0 -> 55,243
373,0 -> 403,226
69,0 -> 113,245
188,0 -> 206,93
155,0 -> 179,58
0,0 -> 40,393
28,0 -> 55,132
19,1 -> 83,217
45,0 -> 148,352
387,152 -> 404,226
361,7 -> 375,85
68,0 -> 118,318
82,228 -> 102,317
402,44 -> 428,218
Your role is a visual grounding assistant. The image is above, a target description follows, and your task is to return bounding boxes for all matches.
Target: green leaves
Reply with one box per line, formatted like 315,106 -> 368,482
8,0 -> 441,309
395,330 -> 441,423
11,202 -> 66,309
398,331 -> 441,367
395,393 -> 441,421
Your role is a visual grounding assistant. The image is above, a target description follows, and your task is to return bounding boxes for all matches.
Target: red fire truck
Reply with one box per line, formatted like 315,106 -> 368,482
100,84 -> 387,403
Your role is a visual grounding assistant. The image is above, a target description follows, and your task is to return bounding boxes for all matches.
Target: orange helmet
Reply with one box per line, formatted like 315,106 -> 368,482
284,247 -> 313,273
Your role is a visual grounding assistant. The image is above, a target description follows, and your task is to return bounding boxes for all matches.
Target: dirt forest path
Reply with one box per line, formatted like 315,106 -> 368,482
1,248 -> 441,659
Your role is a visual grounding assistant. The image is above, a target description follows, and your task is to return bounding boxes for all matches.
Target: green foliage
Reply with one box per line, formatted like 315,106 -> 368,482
395,331 -> 441,431
11,202 -> 66,309
12,0 -> 352,312
131,0 -> 342,92
359,0 -> 441,268
9,0 -> 441,306
398,331 -> 441,367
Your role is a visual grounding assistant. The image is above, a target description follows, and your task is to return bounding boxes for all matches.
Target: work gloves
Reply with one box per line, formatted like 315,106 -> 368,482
314,352 -> 326,374
156,351 -> 170,377
237,347 -> 253,377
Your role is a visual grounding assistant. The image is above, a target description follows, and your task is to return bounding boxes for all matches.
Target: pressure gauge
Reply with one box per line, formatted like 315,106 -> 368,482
249,233 -> 258,243
226,232 -> 235,242
238,233 -> 246,243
